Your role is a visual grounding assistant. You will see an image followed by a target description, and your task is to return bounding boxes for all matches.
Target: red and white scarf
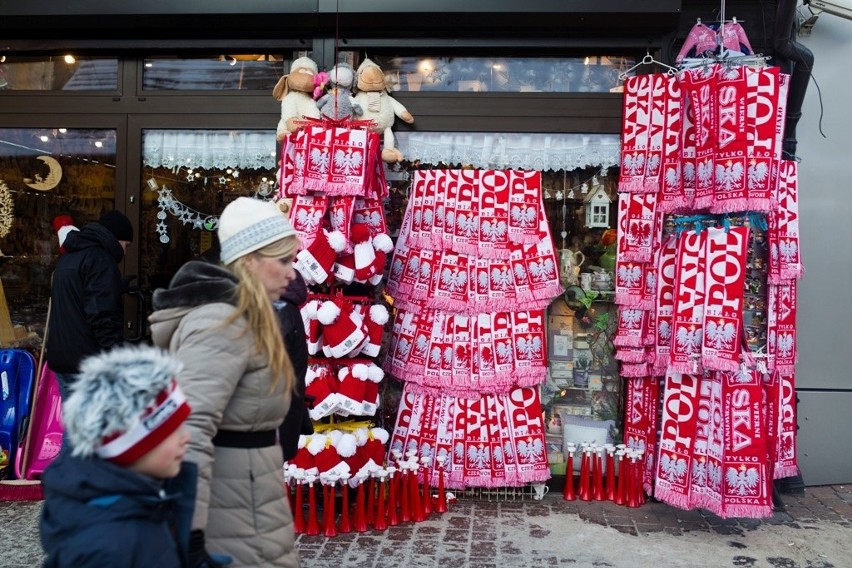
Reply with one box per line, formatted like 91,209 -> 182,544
451,169 -> 481,255
463,395 -> 494,487
643,73 -> 668,194
712,65 -> 749,213
326,126 -> 371,196
326,196 -> 355,251
616,192 -> 659,263
658,74 -> 687,212
653,236 -> 678,376
613,307 -> 647,349
510,310 -> 547,383
771,282 -> 798,374
618,75 -> 652,193
288,193 -> 328,250
505,387 -> 550,484
720,369 -> 772,518
745,66 -> 780,212
669,230 -> 706,374
682,65 -> 718,211
624,376 -> 660,493
701,226 -> 750,372
484,394 -> 507,486
478,170 -> 513,257
474,257 -> 517,313
689,373 -> 723,515
431,251 -> 471,313
775,372 -> 799,479
680,84 -> 697,209
407,170 -> 428,249
491,311 -> 516,381
655,372 -> 701,509
770,160 -> 803,283
353,195 -> 388,237
506,170 -> 544,245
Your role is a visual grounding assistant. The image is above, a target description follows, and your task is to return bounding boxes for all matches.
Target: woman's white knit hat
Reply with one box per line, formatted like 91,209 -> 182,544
218,197 -> 296,264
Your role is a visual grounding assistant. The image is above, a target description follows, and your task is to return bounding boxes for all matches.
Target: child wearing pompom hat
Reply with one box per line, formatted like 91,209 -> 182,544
40,345 -> 197,568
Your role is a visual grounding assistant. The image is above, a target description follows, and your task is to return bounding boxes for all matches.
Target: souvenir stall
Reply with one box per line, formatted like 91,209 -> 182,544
612,13 -> 802,518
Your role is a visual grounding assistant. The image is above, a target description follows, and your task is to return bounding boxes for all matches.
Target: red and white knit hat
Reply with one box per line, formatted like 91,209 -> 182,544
369,232 -> 394,285
300,299 -> 323,355
364,427 -> 390,469
351,223 -> 377,282
333,253 -> 356,284
336,364 -> 368,416
305,366 -> 339,421
318,299 -> 366,359
52,214 -> 79,254
64,345 -> 191,466
361,304 -> 389,358
296,229 -> 346,284
313,437 -> 351,477
361,363 -> 385,416
288,435 -> 315,472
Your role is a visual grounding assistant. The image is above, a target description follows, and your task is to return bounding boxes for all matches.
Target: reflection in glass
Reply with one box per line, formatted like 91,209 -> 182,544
0,127 -> 117,336
0,56 -> 118,91
142,55 -> 293,91
370,56 -> 636,93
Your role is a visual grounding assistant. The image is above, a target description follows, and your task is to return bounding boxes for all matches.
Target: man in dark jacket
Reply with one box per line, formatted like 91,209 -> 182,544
46,209 -> 133,402
274,272 -> 313,461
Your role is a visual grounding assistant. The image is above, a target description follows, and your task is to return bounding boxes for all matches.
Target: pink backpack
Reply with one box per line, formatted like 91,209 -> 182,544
15,362 -> 63,480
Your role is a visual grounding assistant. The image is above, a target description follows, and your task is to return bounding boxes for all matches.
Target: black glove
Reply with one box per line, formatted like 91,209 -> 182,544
188,530 -> 230,568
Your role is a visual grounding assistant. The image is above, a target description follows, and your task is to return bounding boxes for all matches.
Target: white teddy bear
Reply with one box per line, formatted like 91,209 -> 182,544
317,62 -> 362,120
272,56 -> 322,141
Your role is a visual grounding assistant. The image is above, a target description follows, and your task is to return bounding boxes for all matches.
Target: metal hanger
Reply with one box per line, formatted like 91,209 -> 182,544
618,51 -> 678,81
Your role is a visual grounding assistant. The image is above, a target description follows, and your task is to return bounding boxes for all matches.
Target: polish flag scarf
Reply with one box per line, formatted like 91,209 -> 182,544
669,230 -> 706,374
449,396 -> 470,486
327,196 -> 355,251
283,128 -> 311,196
474,257 -> 518,313
769,160 -> 803,283
288,193 -> 328,250
326,126 -> 370,196
353,195 -> 388,237
613,307 -> 647,349
388,389 -> 420,461
682,65 -> 718,211
433,393 -> 456,486
701,226 -> 750,372
616,192 -> 659,263
301,124 -> 334,193
407,169 -> 428,249
510,310 -> 547,383
478,170 -> 513,257
712,65 -> 749,213
495,391 -> 519,486
463,396 -> 495,486
680,85 -> 697,209
643,73 -> 668,194
451,169 -> 481,255
520,237 -> 564,309
655,372 -> 701,509
491,312 -> 516,381
422,310 -> 453,391
689,373 -> 723,515
771,281 -> 798,374
618,74 -> 652,193
431,251 -> 471,313
440,170 -> 459,251
505,387 -> 550,484
653,236 -> 678,376
745,66 -> 780,212
485,394 -> 508,486
624,376 -> 660,493
507,170 -> 544,245
775,372 -> 799,479
720,369 -> 772,519
658,73 -> 687,213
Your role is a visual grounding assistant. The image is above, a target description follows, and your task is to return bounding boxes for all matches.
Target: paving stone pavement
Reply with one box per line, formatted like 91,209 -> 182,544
1,485 -> 850,567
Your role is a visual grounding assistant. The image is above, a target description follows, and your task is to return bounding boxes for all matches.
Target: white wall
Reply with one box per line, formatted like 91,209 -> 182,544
792,10 -> 852,485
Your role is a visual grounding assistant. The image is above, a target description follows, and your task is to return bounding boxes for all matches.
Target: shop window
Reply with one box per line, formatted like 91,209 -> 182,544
140,129 -> 278,293
141,55 -> 296,91
363,55 -> 636,93
0,127 -> 117,340
0,55 -> 118,91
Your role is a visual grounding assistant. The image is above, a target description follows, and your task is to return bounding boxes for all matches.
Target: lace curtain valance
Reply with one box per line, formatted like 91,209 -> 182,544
141,129 -> 621,172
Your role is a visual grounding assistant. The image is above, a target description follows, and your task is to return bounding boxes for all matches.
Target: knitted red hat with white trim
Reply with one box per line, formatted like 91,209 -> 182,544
296,229 -> 346,284
318,299 -> 366,359
361,304 -> 389,358
351,223 -> 377,282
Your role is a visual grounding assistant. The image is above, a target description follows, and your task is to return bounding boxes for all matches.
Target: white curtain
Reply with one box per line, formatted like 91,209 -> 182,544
396,131 -> 620,171
142,130 -> 277,170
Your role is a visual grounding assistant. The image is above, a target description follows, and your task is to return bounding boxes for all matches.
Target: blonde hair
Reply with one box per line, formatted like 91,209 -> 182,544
223,235 -> 299,394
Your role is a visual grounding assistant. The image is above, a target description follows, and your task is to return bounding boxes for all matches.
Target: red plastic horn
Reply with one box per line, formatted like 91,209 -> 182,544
304,478 -> 321,536
373,472 -> 389,531
562,446 -> 576,501
365,474 -> 376,528
322,477 -> 338,538
605,445 -> 617,501
409,462 -> 426,523
399,464 -> 412,522
434,456 -> 449,514
337,475 -> 352,533
592,446 -> 605,501
292,478 -> 306,534
614,450 -> 627,506
386,467 -> 400,526
420,457 -> 433,516
578,445 -> 592,501
353,478 -> 369,532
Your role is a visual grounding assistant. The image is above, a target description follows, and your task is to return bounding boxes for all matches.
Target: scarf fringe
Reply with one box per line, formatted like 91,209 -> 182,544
710,198 -> 750,214
721,504 -> 774,519
654,486 -> 693,510
773,465 -> 799,479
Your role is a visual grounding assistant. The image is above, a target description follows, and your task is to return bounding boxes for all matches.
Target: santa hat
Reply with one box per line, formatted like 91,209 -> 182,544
368,233 -> 394,285
300,300 -> 323,356
351,223 -> 377,282
304,434 -> 328,476
364,428 -> 389,469
288,435 -> 315,472
361,304 -> 389,358
348,303 -> 371,357
318,299 -> 366,359
64,345 -> 190,466
336,365 -> 368,416
52,214 -> 79,253
340,431 -> 367,479
305,367 -> 339,421
296,230 -> 346,284
361,364 -> 384,416
333,253 -> 356,284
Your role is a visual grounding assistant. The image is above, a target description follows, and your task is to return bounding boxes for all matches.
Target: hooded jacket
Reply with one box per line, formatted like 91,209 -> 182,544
46,223 -> 126,374
148,261 -> 299,568
40,449 -> 196,568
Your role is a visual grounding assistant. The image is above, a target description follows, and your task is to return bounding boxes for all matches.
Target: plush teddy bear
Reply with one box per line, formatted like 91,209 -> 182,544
272,56 -> 322,141
317,62 -> 362,120
353,58 -> 414,163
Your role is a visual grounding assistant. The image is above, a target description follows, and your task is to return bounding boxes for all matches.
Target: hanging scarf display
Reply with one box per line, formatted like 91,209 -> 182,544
720,369 -> 772,518
327,196 -> 356,251
478,170 -> 512,257
463,396 -> 494,487
701,226 -> 749,372
771,282 -> 798,374
616,192 -> 660,263
652,235 -> 678,376
769,160 -> 803,283
618,75 -> 652,193
654,372 -> 702,509
659,73 -> 687,212
680,86 -> 697,209
643,73 -> 668,194
689,373 -> 724,515
624,376 -> 660,493
452,169 -> 480,255
711,65 -> 749,213
669,230 -> 706,374
744,66 -> 781,212
775,372 -> 799,479
288,193 -> 328,250
682,65 -> 718,211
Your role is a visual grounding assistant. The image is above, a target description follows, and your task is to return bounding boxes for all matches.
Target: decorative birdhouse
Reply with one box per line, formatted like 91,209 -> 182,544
583,179 -> 611,228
